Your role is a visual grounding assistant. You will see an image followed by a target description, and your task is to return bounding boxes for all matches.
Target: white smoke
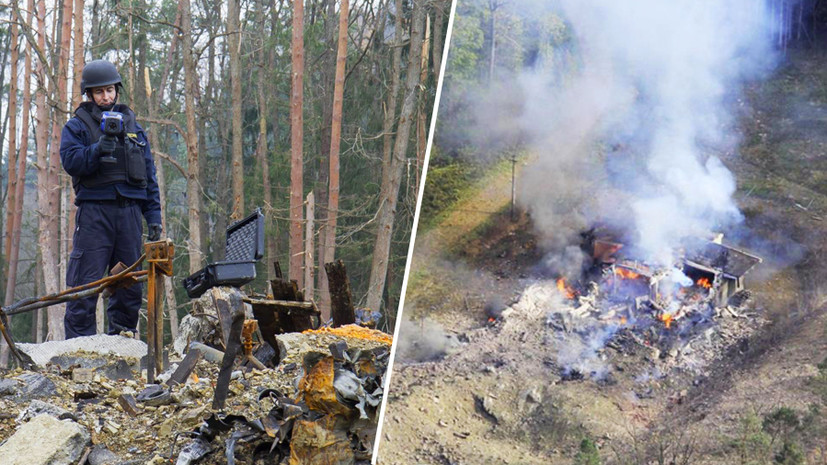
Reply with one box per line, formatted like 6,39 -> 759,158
554,323 -> 619,381
396,316 -> 461,362
519,0 -> 775,263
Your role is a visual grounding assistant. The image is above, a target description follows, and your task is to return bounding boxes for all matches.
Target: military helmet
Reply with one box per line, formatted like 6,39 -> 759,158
80,60 -> 122,93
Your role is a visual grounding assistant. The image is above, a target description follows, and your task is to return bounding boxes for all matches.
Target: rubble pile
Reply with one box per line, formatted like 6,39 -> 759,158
496,235 -> 766,382
0,289 -> 391,465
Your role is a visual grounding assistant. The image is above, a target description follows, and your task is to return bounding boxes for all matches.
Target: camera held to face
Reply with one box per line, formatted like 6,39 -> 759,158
99,111 -> 124,164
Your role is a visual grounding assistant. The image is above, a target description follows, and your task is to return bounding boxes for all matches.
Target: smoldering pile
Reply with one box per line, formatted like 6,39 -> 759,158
495,231 -> 765,384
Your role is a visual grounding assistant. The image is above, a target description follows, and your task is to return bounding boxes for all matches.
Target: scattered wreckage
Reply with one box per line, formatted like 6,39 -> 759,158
0,209 -> 392,464
496,228 -> 765,382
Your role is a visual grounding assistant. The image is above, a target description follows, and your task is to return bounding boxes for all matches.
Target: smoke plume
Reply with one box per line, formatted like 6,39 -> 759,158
518,0 -> 775,263
396,316 -> 461,363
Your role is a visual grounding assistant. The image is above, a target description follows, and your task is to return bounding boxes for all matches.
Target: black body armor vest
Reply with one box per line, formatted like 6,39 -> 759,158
73,102 -> 148,191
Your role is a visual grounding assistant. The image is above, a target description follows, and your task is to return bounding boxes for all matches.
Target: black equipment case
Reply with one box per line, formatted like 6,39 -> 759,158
183,208 -> 265,298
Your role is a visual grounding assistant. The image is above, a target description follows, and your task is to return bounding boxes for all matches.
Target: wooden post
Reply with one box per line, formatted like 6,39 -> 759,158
144,241 -> 174,383
289,0 -> 306,287
154,270 -> 164,371
146,262 -> 157,383
96,297 -> 104,335
510,154 -> 517,221
325,260 -> 355,327
305,192 -> 315,301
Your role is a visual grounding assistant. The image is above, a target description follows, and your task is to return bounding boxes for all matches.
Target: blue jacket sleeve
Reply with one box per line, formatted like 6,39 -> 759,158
60,118 -> 102,176
137,126 -> 163,226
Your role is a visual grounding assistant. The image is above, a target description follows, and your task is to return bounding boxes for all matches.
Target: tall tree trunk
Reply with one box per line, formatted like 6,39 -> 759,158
1,4 -> 21,364
432,0 -> 445,82
366,0 -> 425,313
34,0 -> 63,340
316,0 -> 337,321
382,0 -> 404,168
35,257 -> 44,342
4,5 -> 20,286
67,0 -> 83,248
72,0 -> 84,108
144,4 -> 182,338
256,61 -> 276,279
415,13 -> 430,189
54,0 -> 73,341
321,0 -> 348,322
488,0 -> 497,84
7,0 -> 34,310
289,0 -> 305,287
89,0 -> 101,51
228,0 -> 244,221
181,0 -> 204,274
260,0 -> 278,279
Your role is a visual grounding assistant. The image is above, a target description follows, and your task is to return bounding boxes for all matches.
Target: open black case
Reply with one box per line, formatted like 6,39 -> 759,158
183,208 -> 265,298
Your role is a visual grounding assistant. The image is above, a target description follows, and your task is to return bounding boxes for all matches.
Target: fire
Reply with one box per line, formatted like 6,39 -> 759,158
696,277 -> 712,289
659,313 -> 673,329
614,267 -> 641,280
556,278 -> 577,299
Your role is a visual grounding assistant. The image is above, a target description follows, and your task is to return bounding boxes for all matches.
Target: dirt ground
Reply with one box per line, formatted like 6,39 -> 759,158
377,49 -> 827,464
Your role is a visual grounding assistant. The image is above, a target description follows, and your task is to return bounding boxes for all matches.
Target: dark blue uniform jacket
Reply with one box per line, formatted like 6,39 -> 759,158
59,104 -> 162,226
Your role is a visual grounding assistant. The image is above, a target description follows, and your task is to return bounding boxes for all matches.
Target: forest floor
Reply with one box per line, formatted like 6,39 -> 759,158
377,48 -> 827,465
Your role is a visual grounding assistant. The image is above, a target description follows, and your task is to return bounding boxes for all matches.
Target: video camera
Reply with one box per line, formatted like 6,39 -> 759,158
99,111 -> 124,164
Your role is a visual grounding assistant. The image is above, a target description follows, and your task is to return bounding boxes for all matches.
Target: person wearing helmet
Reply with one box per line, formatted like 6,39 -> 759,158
59,59 -> 162,338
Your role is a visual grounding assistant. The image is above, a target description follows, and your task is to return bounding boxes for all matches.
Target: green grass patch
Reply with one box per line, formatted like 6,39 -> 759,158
420,153 -> 520,233
419,161 -> 486,231
402,266 -> 465,320
445,203 -> 511,258
738,177 -> 782,200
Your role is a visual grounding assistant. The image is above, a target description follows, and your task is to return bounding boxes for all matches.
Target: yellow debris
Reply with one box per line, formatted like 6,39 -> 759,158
303,324 -> 393,345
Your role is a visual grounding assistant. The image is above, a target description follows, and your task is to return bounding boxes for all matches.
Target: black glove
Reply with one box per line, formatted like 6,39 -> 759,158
147,223 -> 163,241
98,135 -> 117,154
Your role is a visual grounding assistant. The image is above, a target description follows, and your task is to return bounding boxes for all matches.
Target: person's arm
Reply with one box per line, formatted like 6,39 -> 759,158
60,118 -> 103,176
139,130 -> 163,226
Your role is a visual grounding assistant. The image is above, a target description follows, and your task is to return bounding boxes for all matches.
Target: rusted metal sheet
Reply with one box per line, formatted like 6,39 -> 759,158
298,356 -> 352,417
288,416 -> 355,465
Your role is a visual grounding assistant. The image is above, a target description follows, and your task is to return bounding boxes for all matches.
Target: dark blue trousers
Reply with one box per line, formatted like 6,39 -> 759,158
65,200 -> 143,338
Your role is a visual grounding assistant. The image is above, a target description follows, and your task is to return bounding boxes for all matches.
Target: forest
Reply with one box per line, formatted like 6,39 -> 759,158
381,0 -> 827,463
0,0 -> 449,349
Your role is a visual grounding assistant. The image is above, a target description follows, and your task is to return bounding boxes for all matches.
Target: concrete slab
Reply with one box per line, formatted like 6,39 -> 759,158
0,414 -> 90,465
16,334 -> 147,366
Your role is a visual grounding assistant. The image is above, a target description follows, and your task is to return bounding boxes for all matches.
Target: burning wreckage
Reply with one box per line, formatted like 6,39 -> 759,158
503,227 -> 763,381
0,210 -> 391,465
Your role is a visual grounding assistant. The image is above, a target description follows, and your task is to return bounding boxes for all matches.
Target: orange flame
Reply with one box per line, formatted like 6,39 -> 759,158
659,313 -> 673,329
696,277 -> 712,289
557,278 -> 576,299
615,268 -> 641,280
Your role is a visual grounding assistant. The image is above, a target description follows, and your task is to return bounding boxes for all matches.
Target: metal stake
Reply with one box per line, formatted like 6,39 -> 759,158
144,240 -> 175,383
